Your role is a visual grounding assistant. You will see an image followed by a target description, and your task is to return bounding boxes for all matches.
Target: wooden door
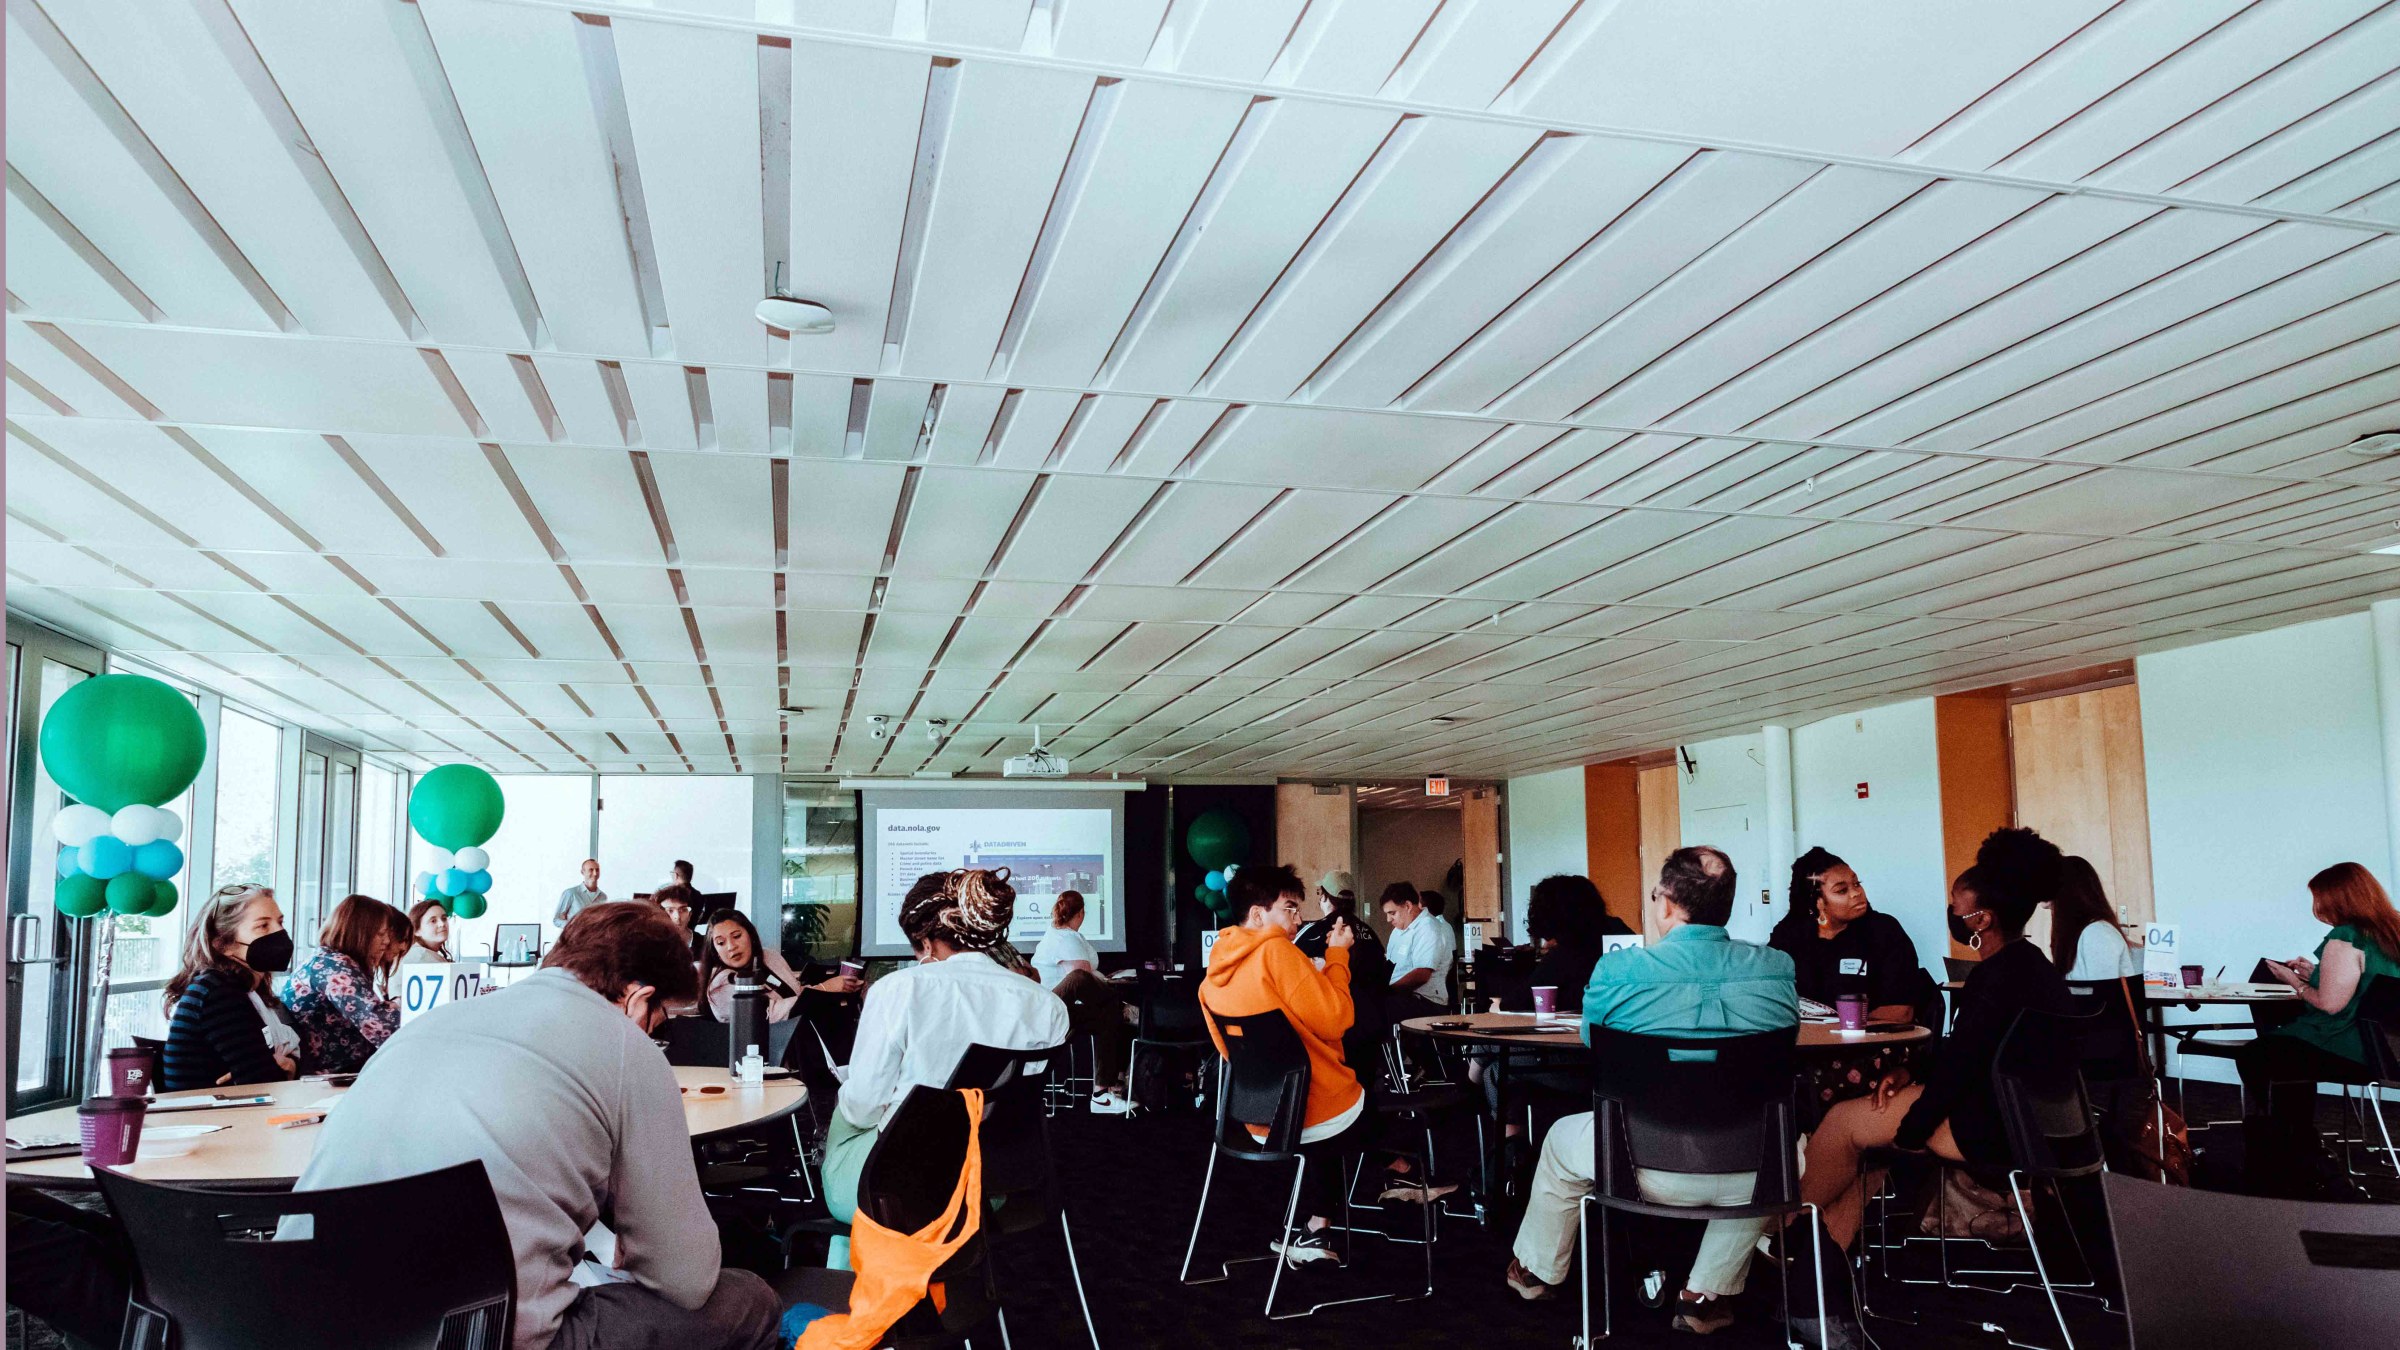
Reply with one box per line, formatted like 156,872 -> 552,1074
2010,683 -> 2155,942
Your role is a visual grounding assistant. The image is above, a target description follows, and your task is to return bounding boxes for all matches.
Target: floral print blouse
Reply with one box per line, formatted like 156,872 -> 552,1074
285,948 -> 399,1075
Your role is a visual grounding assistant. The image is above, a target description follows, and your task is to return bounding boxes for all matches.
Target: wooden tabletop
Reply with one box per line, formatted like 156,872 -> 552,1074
7,1065 -> 804,1191
1399,1012 -> 1931,1051
1939,980 -> 2300,1005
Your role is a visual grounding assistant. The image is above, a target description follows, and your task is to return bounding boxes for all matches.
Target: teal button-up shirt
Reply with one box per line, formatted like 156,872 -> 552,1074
1580,924 -> 1798,1043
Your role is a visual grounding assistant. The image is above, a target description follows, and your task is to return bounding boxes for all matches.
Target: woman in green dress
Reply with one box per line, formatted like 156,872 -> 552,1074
2237,861 -> 2400,1197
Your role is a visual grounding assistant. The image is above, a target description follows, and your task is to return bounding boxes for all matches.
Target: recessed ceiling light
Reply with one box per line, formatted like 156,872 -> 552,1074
756,296 -> 835,334
779,705 -> 808,716
2374,543 -> 2400,557
2343,430 -> 2400,456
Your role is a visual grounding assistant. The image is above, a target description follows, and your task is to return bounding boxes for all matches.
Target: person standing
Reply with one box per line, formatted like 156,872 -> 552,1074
298,903 -> 781,1350
554,858 -> 607,928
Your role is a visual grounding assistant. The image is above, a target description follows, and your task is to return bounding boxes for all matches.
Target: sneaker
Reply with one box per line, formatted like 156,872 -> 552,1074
1270,1227 -> 1342,1267
1790,1316 -> 1864,1350
1503,1258 -> 1556,1301
1087,1089 -> 1134,1116
1669,1299 -> 1735,1335
1378,1174 -> 1460,1204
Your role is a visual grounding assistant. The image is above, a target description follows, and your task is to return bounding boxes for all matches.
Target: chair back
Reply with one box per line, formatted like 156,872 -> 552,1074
1205,1008 -> 1313,1158
1943,956 -> 1976,983
858,1086 -> 996,1339
1992,1008 -> 2106,1179
1136,972 -> 1208,1043
2062,977 -> 2147,1081
944,1042 -> 1064,1234
1588,1026 -> 1802,1203
2348,975 -> 2400,1081
2104,1172 -> 2400,1349
98,1161 -> 512,1350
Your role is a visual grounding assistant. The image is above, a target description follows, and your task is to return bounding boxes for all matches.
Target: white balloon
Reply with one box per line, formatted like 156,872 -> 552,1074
452,846 -> 490,873
112,805 -> 164,847
154,808 -> 184,845
53,804 -> 109,847
423,847 -> 452,873
413,870 -> 435,896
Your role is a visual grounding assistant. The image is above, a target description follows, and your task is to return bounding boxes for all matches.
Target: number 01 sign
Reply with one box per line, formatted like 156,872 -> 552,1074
398,963 -> 487,1026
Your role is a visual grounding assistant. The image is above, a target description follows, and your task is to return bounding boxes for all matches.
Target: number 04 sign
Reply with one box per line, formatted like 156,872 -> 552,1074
398,963 -> 487,1026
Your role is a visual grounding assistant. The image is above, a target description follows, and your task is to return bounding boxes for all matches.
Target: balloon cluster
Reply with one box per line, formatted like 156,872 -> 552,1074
53,804 -> 184,918
38,675 -> 208,921
408,764 -> 505,920
1185,807 -> 1251,921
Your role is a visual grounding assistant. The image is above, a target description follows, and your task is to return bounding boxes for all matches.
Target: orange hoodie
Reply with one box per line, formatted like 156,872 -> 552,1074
1199,924 -> 1361,1132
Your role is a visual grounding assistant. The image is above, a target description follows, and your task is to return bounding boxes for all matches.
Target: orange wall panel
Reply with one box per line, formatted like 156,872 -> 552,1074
1584,761 -> 1643,932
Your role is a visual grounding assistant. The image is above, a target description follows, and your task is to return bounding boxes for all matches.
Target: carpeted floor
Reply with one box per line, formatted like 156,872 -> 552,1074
15,1080 -> 2391,1350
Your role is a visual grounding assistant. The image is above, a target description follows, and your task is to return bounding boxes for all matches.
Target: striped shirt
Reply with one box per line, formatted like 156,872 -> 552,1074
162,969 -> 292,1091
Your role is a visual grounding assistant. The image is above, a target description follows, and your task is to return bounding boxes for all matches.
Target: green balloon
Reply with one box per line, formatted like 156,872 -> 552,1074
145,879 -> 180,917
451,890 -> 488,920
57,873 -> 108,918
38,674 -> 207,812
409,764 -> 506,849
105,873 -> 156,915
1184,807 -> 1250,872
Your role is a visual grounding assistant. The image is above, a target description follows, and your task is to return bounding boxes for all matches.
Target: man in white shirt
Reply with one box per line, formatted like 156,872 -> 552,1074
1381,886 -> 1456,1021
299,903 -> 780,1350
553,858 -> 606,928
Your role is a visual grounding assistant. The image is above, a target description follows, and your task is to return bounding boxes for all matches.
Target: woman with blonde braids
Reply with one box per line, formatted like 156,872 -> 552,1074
819,867 -> 1069,1264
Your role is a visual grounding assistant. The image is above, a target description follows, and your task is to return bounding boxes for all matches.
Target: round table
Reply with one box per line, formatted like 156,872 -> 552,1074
5,1065 -> 805,1191
1399,1011 -> 1932,1052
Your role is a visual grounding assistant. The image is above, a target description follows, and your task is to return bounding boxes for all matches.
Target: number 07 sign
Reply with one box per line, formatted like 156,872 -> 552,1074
398,963 -> 487,1026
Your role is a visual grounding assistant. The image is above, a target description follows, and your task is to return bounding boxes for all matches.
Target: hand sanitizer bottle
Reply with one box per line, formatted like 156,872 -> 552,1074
739,1045 -> 764,1086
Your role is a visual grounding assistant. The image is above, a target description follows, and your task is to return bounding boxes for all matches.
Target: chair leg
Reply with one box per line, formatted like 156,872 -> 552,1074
1803,1202 -> 1830,1350
2008,1172 -> 2075,1350
995,1305 -> 1013,1350
1576,1193 -> 1594,1350
2373,1089 -> 2400,1177
1059,1210 -> 1102,1350
1263,1157 -> 1308,1320
1177,1146 -> 1223,1284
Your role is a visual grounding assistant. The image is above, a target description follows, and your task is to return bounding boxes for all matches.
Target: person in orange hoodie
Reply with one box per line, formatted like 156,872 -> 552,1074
1200,863 -> 1368,1266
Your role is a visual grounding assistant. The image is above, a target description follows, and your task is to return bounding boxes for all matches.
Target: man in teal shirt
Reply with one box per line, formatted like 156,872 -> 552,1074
1507,846 -> 1798,1337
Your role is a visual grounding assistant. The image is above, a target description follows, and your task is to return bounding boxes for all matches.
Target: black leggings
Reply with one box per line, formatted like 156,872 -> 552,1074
1295,1108 -> 1383,1224
2234,1033 -> 2364,1191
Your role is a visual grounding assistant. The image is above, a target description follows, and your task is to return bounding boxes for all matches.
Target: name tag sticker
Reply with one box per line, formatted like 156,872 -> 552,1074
1838,958 -> 1866,976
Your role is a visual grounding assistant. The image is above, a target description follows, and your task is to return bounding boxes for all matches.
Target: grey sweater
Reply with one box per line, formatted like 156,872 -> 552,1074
297,968 -> 718,1350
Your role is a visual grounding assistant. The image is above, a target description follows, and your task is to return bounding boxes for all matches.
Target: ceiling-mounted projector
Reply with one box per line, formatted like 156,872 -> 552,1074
756,296 -> 834,334
1003,725 -> 1068,778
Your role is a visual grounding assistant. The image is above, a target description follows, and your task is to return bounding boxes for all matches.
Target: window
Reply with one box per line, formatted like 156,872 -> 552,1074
598,775 -> 754,909
415,775 -> 593,960
357,762 -> 400,904
781,783 -> 858,966
211,707 -> 279,891
16,659 -> 93,1098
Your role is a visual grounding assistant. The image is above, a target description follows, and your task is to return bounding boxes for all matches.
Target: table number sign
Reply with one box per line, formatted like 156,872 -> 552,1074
398,963 -> 488,1026
2141,923 -> 2184,990
1601,934 -> 1644,957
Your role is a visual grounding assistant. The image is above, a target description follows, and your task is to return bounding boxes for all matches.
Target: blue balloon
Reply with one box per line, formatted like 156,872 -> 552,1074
439,867 -> 469,897
1203,869 -> 1225,891
465,869 -> 492,894
133,839 -> 184,880
421,871 -> 442,898
79,835 -> 132,880
56,846 -> 77,878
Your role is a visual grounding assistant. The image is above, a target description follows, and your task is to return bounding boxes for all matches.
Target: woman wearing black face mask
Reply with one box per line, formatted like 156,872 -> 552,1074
162,884 -> 302,1090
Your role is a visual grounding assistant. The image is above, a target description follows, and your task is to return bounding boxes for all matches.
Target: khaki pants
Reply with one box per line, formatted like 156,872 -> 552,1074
1511,1111 -> 1769,1296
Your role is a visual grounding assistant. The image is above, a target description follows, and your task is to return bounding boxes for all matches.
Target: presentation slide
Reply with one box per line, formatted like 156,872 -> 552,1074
860,789 -> 1126,956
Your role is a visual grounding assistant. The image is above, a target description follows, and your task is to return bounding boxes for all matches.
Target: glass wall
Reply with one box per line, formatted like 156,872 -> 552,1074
781,783 -> 859,966
598,775 -> 754,905
211,708 -> 279,890
13,658 -> 94,1102
411,774 -> 594,961
357,761 -> 401,905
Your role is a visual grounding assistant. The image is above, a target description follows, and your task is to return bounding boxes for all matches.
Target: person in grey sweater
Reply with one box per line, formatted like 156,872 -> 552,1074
298,903 -> 779,1350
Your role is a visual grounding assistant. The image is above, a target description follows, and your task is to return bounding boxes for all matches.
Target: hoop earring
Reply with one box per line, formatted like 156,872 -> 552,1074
1967,929 -> 1983,952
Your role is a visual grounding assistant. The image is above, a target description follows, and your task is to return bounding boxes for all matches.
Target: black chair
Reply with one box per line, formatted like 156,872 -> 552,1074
1581,1026 -> 1819,1349
944,1043 -> 1101,1350
2064,977 -> 2167,1178
774,1086 -> 998,1349
658,1014 -> 798,1068
1179,1009 -> 1389,1320
2103,1170 -> 2400,1348
1991,1007 -> 2114,1350
98,1161 -> 512,1349
2350,978 -> 2400,1176
1128,972 -> 1210,1115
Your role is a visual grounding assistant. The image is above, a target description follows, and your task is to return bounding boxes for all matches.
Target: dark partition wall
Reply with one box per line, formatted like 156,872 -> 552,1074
1120,785 -> 1168,966
1164,784 -> 1277,970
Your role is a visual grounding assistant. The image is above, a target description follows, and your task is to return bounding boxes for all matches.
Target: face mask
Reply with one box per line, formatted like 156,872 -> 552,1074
1948,910 -> 1991,952
242,928 -> 294,974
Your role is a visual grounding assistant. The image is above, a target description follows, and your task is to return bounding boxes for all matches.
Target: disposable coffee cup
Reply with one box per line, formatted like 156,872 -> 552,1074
79,1095 -> 147,1167
1836,995 -> 1867,1030
106,1046 -> 156,1097
2180,964 -> 2205,989
1531,986 -> 1558,1016
839,959 -> 865,980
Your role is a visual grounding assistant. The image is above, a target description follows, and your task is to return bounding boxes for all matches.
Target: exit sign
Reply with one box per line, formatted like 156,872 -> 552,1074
1425,776 -> 1450,797
1856,782 -> 1870,799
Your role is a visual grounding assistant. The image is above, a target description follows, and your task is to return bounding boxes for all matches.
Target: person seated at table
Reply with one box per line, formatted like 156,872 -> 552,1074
1505,846 -> 1796,1336
1381,882 -> 1456,1023
2048,855 -> 2139,979
285,894 -> 408,1075
1031,890 -> 1133,1114
1500,874 -> 1620,1013
298,902 -> 781,1350
1770,848 -> 1930,1110
1794,830 -> 2074,1341
822,868 -> 1069,1262
700,908 -> 863,1023
161,884 -> 301,1091
1296,871 -> 1388,971
402,897 -> 453,964
2237,860 -> 2400,1197
1202,864 -> 1375,1265
653,884 -> 701,951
